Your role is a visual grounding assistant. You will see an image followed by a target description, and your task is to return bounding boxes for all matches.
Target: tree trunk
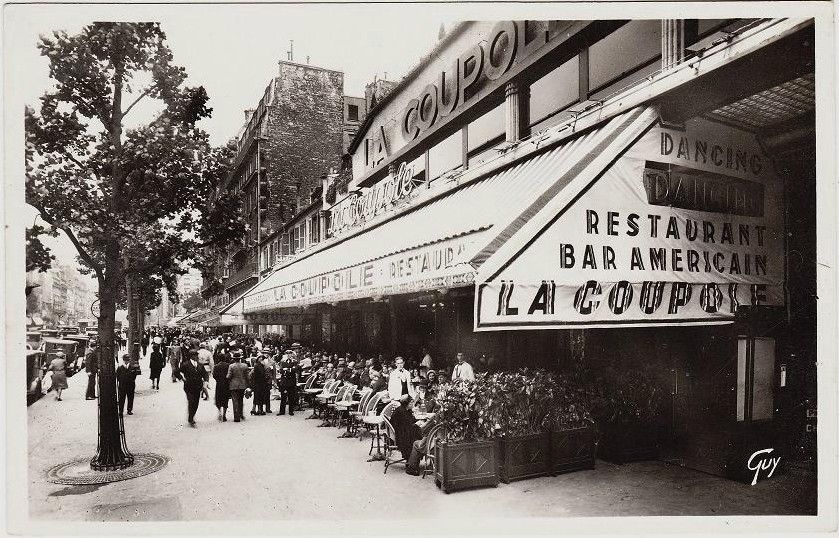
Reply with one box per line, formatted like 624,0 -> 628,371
91,255 -> 134,471
125,275 -> 141,368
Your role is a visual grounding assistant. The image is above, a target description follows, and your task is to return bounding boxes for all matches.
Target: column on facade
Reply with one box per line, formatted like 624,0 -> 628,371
504,81 -> 530,143
661,19 -> 686,70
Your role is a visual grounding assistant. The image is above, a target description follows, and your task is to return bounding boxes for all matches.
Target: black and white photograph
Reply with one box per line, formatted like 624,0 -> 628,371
2,2 -> 836,535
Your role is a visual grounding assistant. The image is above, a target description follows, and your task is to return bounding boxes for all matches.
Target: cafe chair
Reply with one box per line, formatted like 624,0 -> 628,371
320,383 -> 350,426
339,387 -> 371,437
381,415 -> 406,474
365,399 -> 398,460
328,384 -> 356,427
356,390 -> 384,442
311,379 -> 340,420
421,424 -> 445,479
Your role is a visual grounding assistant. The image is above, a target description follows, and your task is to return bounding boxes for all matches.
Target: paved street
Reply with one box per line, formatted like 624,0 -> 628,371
25,358 -> 816,523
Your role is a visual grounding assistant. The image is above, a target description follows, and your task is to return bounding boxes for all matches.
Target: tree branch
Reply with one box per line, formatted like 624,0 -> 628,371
122,84 -> 158,119
32,203 -> 104,283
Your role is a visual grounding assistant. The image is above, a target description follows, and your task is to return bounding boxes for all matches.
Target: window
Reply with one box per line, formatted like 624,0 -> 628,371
295,223 -> 306,251
281,232 -> 290,257
529,55 -> 579,128
347,104 -> 359,121
427,129 -> 464,181
310,214 -> 320,244
588,20 -> 662,91
467,103 -> 505,153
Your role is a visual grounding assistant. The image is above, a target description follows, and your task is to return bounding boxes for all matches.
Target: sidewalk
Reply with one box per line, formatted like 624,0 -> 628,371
26,359 -> 816,522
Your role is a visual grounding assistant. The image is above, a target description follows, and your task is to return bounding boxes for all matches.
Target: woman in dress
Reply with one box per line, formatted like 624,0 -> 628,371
212,352 -> 231,421
149,344 -> 165,390
250,358 -> 268,415
46,351 -> 69,401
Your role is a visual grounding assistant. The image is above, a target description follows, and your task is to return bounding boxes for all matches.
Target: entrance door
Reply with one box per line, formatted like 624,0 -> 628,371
661,326 -> 738,475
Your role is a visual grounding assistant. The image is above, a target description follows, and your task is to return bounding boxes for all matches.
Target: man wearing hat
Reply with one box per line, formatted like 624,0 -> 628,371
175,349 -> 208,427
116,353 -> 139,416
84,340 -> 99,400
276,351 -> 300,416
227,350 -> 249,422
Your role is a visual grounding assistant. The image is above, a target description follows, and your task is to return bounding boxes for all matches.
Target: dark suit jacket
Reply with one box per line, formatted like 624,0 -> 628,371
390,403 -> 422,458
177,358 -> 206,393
116,364 -> 138,387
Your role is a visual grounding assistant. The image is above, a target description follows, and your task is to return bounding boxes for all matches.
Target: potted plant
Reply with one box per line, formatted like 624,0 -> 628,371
433,375 -> 499,493
486,369 -> 553,483
542,374 -> 597,475
587,366 -> 665,463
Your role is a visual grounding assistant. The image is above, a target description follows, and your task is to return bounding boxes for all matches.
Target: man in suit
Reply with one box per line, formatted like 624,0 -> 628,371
227,351 -> 250,422
116,353 -> 139,416
276,351 -> 300,416
84,341 -> 99,400
175,349 -> 208,427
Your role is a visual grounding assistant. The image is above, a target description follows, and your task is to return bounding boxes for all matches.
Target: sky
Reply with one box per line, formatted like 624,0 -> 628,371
8,3 -> 462,266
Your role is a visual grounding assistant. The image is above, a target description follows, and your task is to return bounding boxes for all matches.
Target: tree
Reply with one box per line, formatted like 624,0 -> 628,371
26,224 -> 57,274
182,289 -> 204,312
26,23 -> 244,470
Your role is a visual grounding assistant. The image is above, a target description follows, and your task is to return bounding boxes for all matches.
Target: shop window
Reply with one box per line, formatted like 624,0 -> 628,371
467,102 -> 505,153
737,336 -> 776,422
588,20 -> 662,92
428,129 -> 464,181
528,55 -> 579,129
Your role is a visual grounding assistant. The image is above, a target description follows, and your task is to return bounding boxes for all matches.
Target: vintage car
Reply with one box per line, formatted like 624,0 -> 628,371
26,331 -> 42,350
26,349 -> 47,405
41,338 -> 78,373
63,334 -> 90,374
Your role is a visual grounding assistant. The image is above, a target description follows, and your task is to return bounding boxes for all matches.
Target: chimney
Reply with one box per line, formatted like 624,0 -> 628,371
244,109 -> 255,121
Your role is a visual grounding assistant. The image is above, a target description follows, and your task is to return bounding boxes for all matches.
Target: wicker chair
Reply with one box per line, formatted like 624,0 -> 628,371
382,415 -> 407,474
421,424 -> 445,479
364,399 -> 398,459
338,387 -> 371,436
356,390 -> 384,442
327,384 -> 356,427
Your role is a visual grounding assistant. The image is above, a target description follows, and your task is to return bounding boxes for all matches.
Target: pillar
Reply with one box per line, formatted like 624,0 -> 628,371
661,20 -> 686,70
505,81 -> 529,143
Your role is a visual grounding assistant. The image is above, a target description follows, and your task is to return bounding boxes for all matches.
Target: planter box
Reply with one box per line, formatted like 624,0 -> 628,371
497,432 -> 551,483
434,440 -> 499,493
549,426 -> 597,474
598,424 -> 659,464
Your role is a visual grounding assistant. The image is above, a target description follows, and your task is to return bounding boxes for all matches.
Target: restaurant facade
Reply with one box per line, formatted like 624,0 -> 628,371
236,19 -> 817,478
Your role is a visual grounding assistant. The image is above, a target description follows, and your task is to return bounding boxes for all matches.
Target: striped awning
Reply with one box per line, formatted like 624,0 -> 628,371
243,106 -> 658,313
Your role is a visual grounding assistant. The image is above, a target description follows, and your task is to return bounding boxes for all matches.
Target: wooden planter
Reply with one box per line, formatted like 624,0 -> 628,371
598,424 -> 660,464
497,432 -> 551,483
549,426 -> 597,474
434,440 -> 499,493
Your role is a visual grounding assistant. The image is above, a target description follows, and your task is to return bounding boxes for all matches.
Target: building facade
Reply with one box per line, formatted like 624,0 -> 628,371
26,262 -> 98,327
201,60 -> 347,326
238,19 -> 817,479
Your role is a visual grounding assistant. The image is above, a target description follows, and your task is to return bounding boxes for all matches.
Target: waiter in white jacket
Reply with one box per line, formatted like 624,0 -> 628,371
451,352 -> 475,382
387,357 -> 415,400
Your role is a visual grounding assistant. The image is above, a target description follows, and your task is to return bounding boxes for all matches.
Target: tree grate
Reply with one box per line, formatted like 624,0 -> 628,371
46,453 -> 169,485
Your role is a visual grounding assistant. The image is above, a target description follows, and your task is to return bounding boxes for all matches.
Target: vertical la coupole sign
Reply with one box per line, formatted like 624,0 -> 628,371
475,117 -> 784,330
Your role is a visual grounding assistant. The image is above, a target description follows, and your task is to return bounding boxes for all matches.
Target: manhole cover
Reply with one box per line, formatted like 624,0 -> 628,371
47,453 -> 169,485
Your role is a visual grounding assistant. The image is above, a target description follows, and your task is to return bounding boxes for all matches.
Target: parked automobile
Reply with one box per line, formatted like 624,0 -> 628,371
26,331 -> 42,351
63,334 -> 90,374
40,328 -> 59,339
41,338 -> 78,370
27,349 -> 46,406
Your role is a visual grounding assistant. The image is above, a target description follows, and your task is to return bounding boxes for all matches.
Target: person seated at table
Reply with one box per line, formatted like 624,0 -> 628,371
405,410 -> 443,476
323,362 -> 337,381
368,368 -> 386,394
413,382 -> 438,414
389,395 -> 442,476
